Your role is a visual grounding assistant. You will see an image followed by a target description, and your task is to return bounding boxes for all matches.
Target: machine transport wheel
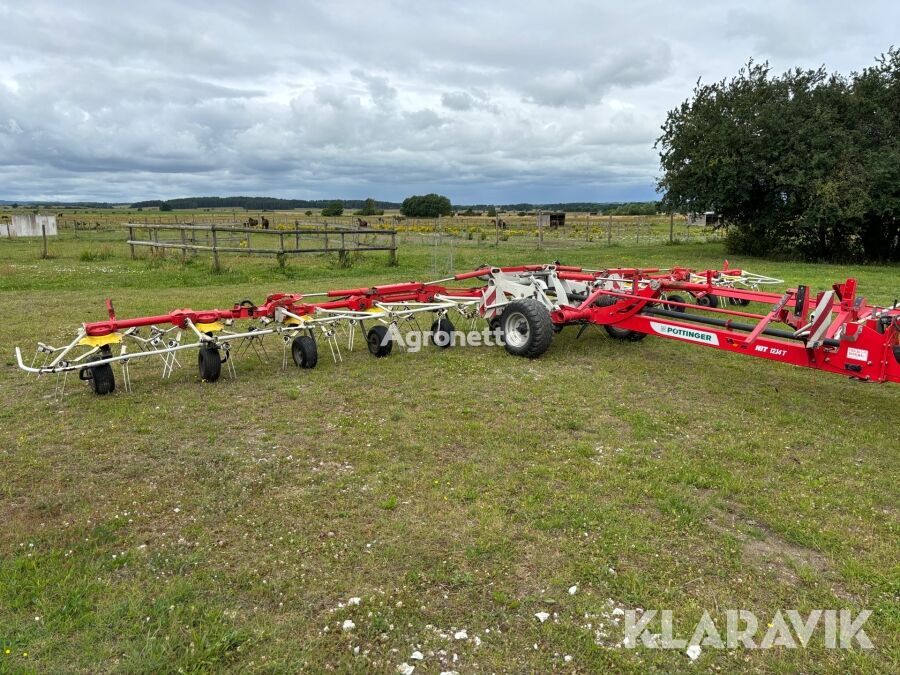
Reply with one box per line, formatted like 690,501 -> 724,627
604,325 -> 648,341
663,294 -> 688,312
198,344 -> 222,382
430,317 -> 455,348
291,334 -> 318,368
502,298 -> 553,358
595,294 -> 646,341
694,293 -> 720,308
367,325 -> 392,357
80,356 -> 116,395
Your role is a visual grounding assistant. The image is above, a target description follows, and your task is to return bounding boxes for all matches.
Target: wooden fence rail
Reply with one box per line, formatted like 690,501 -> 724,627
125,223 -> 398,271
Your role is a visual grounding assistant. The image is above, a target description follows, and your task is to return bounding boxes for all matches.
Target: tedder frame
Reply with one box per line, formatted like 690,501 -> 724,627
15,262 -> 900,395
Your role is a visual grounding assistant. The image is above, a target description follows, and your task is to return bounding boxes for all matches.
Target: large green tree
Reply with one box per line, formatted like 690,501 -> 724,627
400,193 -> 452,218
657,50 -> 900,262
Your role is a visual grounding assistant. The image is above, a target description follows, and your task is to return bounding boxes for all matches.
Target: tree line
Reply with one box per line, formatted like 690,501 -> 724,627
124,196 -> 661,216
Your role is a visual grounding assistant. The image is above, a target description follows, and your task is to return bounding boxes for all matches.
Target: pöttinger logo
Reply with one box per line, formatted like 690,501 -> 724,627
650,321 -> 719,345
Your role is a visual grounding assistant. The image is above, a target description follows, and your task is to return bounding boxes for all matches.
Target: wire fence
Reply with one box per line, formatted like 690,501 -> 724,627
55,212 -> 722,249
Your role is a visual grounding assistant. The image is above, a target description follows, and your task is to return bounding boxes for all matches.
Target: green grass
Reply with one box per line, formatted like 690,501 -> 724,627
0,229 -> 897,672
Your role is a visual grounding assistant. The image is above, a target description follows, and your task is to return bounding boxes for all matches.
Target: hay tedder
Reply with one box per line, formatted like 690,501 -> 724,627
15,262 -> 900,395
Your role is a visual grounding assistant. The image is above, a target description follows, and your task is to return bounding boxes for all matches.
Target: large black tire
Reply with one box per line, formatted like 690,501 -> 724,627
663,294 -> 688,312
604,325 -> 648,341
367,325 -> 392,357
291,334 -> 318,368
502,298 -> 553,358
694,293 -> 719,309
80,357 -> 115,395
595,294 -> 646,341
198,344 -> 222,382
430,317 -> 455,349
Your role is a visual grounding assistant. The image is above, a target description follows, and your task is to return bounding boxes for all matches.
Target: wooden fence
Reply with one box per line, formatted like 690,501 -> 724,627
126,223 -> 398,271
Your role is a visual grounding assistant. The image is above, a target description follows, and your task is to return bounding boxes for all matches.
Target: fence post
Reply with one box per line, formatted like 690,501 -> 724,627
41,222 -> 49,259
211,224 -> 220,272
607,214 -> 612,245
389,230 -> 398,266
128,225 -> 135,260
669,212 -> 674,244
537,210 -> 543,249
181,226 -> 187,262
636,220 -> 640,245
586,213 -> 591,242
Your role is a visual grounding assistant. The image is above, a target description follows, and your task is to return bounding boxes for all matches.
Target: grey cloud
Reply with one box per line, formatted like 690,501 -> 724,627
442,92 -> 476,111
522,43 -> 673,108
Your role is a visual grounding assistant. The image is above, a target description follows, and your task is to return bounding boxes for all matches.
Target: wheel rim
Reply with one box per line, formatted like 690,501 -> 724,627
504,311 -> 530,348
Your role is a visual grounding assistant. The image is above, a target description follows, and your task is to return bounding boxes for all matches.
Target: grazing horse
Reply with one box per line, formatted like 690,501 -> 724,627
260,216 -> 270,230
246,217 -> 259,227
357,217 -> 369,228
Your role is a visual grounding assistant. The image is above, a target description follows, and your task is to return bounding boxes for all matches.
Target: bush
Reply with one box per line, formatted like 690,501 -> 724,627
355,198 -> 383,216
321,201 -> 344,217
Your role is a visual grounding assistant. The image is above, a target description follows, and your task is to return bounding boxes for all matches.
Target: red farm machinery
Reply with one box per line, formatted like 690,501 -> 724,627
15,263 -> 900,395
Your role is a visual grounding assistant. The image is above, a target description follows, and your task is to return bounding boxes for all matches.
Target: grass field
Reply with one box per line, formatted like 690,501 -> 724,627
0,228 -> 897,672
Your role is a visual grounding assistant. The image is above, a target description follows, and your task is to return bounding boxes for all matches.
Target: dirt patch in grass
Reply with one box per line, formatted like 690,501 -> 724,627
706,500 -> 857,603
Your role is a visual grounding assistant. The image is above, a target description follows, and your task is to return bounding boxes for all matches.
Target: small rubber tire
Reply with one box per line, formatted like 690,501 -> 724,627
198,344 -> 222,382
502,298 -> 553,358
367,325 -> 392,357
489,314 -> 504,340
695,293 -> 719,309
430,317 -> 455,349
664,294 -> 688,313
604,325 -> 648,341
83,358 -> 115,395
291,334 -> 318,368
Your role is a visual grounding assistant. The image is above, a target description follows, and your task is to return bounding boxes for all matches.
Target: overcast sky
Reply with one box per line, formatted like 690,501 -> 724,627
0,1 -> 896,204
